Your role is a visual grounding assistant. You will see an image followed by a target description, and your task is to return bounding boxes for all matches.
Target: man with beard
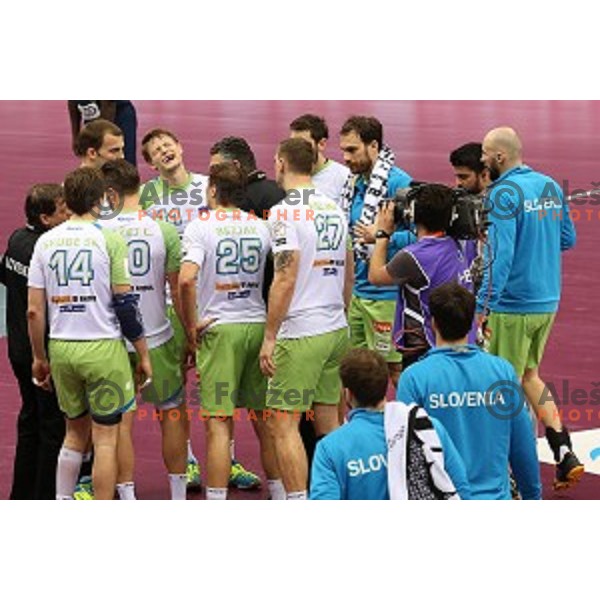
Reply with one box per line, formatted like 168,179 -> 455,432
478,126 -> 582,490
449,142 -> 491,195
340,116 -> 414,388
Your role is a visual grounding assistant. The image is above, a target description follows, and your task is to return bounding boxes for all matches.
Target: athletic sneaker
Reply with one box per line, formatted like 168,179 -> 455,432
554,452 -> 584,490
229,460 -> 261,490
186,460 -> 202,491
73,476 -> 94,500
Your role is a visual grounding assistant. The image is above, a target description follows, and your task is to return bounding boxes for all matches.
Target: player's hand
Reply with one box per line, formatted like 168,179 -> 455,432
135,357 -> 153,392
32,358 -> 52,391
354,223 -> 377,244
196,317 -> 218,342
475,312 -> 488,328
183,339 -> 197,373
259,338 -> 276,378
375,201 -> 395,236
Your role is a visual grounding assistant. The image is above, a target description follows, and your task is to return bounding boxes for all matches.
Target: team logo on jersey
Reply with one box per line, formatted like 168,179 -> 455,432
271,221 -> 287,246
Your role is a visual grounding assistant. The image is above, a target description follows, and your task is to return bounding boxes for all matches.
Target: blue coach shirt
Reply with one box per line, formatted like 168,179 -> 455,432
397,345 -> 542,500
477,165 -> 576,314
350,166 -> 413,300
310,408 -> 471,500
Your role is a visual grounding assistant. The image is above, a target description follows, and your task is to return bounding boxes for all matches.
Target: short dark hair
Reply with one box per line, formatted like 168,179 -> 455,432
277,138 -> 315,176
340,116 -> 383,149
339,349 -> 388,408
413,184 -> 454,232
449,143 -> 485,174
63,167 -> 105,216
25,184 -> 63,229
75,119 -> 123,157
210,137 -> 257,175
289,114 -> 329,143
141,128 -> 180,164
209,162 -> 246,207
429,282 -> 476,342
101,159 -> 141,197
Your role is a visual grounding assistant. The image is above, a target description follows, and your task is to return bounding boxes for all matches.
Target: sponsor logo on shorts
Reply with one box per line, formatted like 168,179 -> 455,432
373,321 -> 392,334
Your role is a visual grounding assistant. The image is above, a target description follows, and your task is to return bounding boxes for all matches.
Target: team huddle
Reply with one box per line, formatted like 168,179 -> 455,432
2,112 -> 582,500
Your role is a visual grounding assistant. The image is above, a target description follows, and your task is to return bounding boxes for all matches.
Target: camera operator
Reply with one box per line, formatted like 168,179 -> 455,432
368,184 -> 478,369
449,142 -> 490,195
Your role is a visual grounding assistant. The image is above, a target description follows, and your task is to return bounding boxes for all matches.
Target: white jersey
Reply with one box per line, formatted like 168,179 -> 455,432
140,171 -> 209,238
268,189 -> 348,339
102,210 -> 181,350
313,160 -> 350,206
182,209 -> 271,325
28,220 -> 130,341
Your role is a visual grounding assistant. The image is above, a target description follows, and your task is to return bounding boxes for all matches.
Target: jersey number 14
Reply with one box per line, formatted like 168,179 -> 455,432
49,249 -> 95,286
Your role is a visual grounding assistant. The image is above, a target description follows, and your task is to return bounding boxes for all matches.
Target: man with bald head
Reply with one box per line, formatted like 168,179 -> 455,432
477,126 -> 582,490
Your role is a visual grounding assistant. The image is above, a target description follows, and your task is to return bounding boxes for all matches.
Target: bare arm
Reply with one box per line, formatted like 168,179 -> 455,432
167,271 -> 185,330
265,250 -> 299,342
179,262 -> 200,345
368,201 -> 396,286
368,238 -> 396,286
344,249 -> 354,311
260,250 -> 299,377
27,287 -> 51,390
27,287 -> 47,361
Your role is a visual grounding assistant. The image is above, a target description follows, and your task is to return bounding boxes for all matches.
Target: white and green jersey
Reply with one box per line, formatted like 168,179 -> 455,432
268,189 -> 348,339
182,209 -> 270,326
313,159 -> 351,206
28,219 -> 130,341
140,171 -> 208,237
102,210 -> 181,350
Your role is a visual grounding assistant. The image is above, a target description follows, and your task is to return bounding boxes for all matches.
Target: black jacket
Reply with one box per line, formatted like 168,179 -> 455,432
239,171 -> 285,304
240,170 -> 286,216
0,226 -> 44,365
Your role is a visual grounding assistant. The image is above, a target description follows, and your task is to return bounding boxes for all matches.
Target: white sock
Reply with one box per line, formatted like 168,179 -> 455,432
267,479 -> 286,500
287,491 -> 307,500
206,487 -> 227,500
187,439 -> 197,463
56,447 -> 83,500
168,474 -> 187,500
230,439 -> 235,461
116,482 -> 136,500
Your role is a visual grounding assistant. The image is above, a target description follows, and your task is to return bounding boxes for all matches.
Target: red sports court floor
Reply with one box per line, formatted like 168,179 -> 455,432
0,101 -> 598,499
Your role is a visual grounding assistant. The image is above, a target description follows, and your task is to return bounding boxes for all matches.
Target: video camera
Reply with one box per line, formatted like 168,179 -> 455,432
392,182 -> 490,240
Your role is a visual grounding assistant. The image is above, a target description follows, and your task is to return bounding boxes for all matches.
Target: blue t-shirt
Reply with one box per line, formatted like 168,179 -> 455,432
310,408 -> 471,500
476,165 -> 576,314
350,166 -> 413,300
397,345 -> 542,500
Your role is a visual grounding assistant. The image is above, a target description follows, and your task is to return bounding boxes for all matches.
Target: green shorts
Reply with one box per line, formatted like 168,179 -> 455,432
129,335 -> 184,409
267,327 -> 349,412
49,339 -> 135,423
487,312 -> 556,377
348,295 -> 401,363
196,323 -> 267,417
